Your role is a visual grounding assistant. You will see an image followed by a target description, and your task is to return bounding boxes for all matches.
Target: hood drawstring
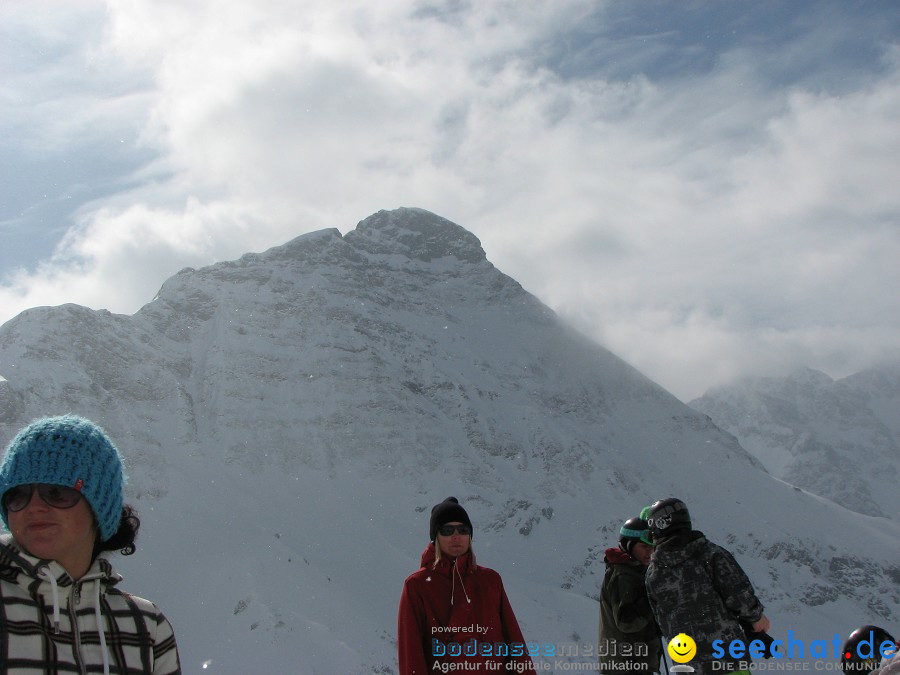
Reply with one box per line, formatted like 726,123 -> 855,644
93,578 -> 111,675
450,559 -> 471,606
38,567 -> 61,633
38,567 -> 111,674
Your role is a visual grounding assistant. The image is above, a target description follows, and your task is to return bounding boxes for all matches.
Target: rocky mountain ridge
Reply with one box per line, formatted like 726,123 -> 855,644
0,208 -> 897,673
690,365 -> 900,520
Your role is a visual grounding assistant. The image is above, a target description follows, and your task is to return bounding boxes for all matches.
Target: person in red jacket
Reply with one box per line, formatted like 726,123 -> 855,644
397,496 -> 536,674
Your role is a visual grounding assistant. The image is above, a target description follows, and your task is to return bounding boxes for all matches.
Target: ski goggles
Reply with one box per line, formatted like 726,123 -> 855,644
437,524 -> 472,537
621,525 -> 652,544
3,483 -> 84,512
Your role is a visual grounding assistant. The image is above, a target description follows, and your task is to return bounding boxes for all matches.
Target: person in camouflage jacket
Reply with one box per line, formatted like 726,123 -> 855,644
645,498 -> 769,675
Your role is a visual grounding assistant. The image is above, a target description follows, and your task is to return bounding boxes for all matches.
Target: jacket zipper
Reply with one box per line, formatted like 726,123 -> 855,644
70,582 -> 88,675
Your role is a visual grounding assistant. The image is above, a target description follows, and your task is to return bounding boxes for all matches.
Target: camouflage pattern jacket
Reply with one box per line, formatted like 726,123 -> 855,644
645,531 -> 764,675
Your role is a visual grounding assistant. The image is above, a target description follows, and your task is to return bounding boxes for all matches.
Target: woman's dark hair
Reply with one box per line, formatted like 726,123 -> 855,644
93,504 -> 140,557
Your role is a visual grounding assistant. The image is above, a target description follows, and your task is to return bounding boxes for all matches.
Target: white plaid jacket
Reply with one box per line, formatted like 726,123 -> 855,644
0,534 -> 180,673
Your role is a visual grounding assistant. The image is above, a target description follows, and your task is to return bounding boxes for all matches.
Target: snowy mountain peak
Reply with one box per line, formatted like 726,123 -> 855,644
247,227 -> 346,264
782,367 -> 834,390
146,208 -> 487,321
1,209 -> 898,673
344,207 -> 487,264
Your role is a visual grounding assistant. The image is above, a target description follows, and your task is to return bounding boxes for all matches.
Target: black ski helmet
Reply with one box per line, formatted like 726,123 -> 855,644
841,625 -> 897,673
646,497 -> 691,537
618,516 -> 652,556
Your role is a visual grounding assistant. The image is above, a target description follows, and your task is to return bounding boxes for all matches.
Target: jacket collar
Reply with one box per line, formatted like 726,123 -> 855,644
604,547 -> 640,565
419,541 -> 476,575
650,530 -> 707,565
0,533 -> 122,590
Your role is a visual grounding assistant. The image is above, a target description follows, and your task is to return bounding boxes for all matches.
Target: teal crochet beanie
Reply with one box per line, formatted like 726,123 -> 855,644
0,415 -> 125,542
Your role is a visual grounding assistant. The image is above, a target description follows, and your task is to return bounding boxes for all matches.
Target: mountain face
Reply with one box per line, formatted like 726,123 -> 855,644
689,366 -> 900,520
1,208 -> 898,674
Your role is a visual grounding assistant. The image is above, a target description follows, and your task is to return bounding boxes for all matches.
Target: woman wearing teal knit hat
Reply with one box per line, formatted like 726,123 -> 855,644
0,415 -> 181,674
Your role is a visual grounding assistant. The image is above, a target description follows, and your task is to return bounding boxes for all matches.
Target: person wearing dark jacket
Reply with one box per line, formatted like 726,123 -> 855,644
645,498 -> 769,675
599,515 -> 661,674
397,496 -> 535,674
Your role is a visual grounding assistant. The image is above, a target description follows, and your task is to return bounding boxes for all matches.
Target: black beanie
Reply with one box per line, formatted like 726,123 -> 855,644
429,496 -> 473,541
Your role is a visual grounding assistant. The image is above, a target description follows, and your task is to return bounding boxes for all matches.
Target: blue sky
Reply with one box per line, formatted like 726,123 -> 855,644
2,0 -> 899,400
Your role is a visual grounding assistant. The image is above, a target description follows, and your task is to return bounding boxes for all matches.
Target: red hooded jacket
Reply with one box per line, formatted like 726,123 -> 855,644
397,542 -> 536,674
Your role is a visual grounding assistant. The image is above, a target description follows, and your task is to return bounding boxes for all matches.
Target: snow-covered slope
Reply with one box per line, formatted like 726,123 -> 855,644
0,208 -> 897,674
690,366 -> 900,520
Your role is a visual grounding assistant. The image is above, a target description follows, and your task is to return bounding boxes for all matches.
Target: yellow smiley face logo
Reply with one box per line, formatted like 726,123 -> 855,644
667,633 -> 697,663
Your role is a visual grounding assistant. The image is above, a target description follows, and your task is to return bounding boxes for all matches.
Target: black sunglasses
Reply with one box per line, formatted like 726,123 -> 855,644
3,484 -> 84,512
438,524 -> 471,537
